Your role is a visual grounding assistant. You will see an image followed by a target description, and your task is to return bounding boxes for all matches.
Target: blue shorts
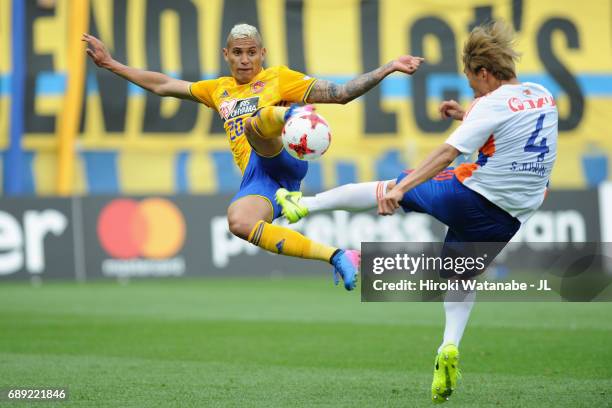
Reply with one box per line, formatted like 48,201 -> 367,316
397,168 -> 521,278
231,148 -> 308,219
397,168 -> 520,242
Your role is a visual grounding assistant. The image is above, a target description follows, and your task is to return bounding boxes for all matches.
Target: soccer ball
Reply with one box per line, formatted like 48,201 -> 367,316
282,108 -> 331,161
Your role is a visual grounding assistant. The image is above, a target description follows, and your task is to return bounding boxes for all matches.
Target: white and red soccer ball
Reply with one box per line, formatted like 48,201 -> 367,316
282,107 -> 331,161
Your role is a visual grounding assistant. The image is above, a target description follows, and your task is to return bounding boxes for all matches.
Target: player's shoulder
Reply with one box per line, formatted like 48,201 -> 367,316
462,89 -> 512,120
260,65 -> 292,78
266,65 -> 291,72
471,84 -> 526,110
210,75 -> 236,87
489,82 -> 553,98
521,82 -> 554,97
192,76 -> 232,90
463,95 -> 489,119
259,65 -> 288,79
266,65 -> 311,79
189,76 -> 235,106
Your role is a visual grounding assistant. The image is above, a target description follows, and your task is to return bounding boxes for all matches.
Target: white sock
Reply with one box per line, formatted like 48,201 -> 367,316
301,180 -> 393,213
438,287 -> 476,353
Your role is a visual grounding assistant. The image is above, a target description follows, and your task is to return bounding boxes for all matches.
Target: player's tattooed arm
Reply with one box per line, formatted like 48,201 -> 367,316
306,55 -> 424,104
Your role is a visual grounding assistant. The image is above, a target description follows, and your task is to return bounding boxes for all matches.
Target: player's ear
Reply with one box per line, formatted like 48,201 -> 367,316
479,67 -> 488,80
222,48 -> 229,62
261,47 -> 267,60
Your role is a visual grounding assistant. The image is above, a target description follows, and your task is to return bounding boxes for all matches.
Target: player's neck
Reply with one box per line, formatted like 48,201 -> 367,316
489,77 -> 520,93
501,77 -> 520,86
497,77 -> 520,88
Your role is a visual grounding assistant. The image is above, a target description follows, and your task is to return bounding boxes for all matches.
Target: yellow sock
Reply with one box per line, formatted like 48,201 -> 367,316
248,220 -> 337,262
247,106 -> 287,139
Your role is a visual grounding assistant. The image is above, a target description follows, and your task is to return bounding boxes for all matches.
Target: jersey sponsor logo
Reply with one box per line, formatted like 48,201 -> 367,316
507,96 -> 556,112
219,99 -> 238,120
220,97 -> 260,121
251,80 -> 265,94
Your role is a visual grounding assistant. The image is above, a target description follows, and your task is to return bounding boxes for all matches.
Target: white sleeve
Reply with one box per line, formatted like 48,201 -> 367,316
445,97 -> 499,154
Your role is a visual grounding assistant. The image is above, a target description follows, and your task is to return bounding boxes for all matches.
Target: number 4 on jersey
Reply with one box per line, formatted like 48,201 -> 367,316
524,113 -> 549,161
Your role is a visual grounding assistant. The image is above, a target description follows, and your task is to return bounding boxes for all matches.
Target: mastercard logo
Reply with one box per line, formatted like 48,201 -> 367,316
97,198 -> 186,259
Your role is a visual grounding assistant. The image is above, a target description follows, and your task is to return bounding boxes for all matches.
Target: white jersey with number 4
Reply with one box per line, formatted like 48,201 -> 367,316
445,82 -> 558,222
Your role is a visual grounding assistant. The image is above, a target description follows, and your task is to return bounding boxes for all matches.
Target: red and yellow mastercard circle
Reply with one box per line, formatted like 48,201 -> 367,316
97,198 -> 186,259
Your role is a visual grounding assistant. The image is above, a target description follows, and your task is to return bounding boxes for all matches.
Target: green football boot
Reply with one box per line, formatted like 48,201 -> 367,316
275,188 -> 309,224
431,344 -> 460,403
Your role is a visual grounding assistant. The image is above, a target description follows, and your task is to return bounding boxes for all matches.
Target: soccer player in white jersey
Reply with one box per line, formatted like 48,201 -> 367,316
276,20 -> 558,402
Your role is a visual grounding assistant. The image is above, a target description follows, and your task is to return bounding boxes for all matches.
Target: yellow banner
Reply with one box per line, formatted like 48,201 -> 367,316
1,0 -> 611,194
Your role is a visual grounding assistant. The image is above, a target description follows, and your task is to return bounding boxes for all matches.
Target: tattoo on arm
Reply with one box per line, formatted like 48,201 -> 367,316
307,62 -> 393,104
306,80 -> 343,104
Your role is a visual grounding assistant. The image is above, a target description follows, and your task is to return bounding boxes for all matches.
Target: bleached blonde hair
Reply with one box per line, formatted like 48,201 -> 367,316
226,23 -> 263,47
462,20 -> 520,80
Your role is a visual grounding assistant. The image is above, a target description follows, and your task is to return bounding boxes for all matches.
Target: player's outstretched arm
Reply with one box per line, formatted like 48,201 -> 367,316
306,55 -> 424,104
81,33 -> 195,100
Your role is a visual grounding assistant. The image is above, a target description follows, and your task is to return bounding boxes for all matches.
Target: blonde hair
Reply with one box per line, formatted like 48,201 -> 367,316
226,23 -> 263,47
462,20 -> 520,80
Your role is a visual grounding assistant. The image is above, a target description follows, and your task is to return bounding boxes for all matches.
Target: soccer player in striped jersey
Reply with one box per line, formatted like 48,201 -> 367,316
276,20 -> 558,402
82,24 -> 423,291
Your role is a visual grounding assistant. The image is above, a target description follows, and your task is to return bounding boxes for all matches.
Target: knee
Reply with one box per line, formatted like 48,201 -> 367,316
227,213 -> 257,240
243,117 -> 259,139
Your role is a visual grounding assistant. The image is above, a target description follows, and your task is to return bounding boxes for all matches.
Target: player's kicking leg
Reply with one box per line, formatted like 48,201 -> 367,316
277,173 -> 515,402
276,180 -> 394,223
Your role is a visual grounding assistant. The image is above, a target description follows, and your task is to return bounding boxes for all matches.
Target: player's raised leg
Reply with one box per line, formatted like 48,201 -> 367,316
243,106 -> 288,156
276,180 -> 395,223
227,195 -> 359,290
235,105 -> 360,290
243,104 -> 313,155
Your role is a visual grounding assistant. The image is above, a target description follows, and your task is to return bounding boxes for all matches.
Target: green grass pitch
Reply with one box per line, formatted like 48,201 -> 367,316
0,277 -> 611,407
